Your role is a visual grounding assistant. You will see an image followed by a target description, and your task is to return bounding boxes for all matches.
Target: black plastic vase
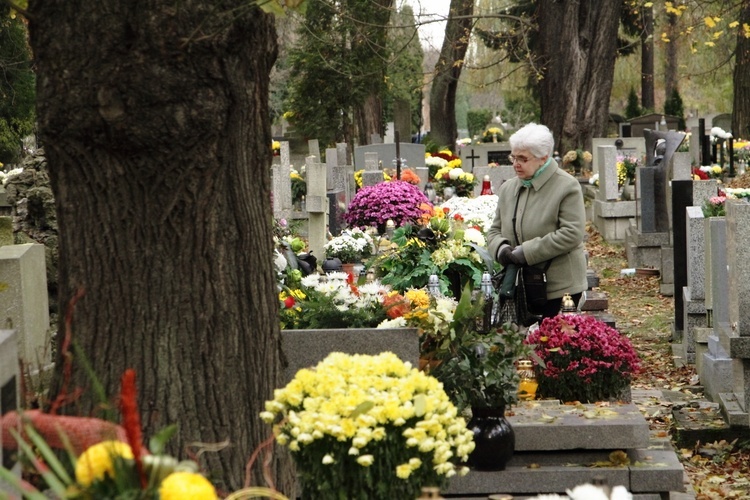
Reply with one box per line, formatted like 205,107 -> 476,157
466,405 -> 515,471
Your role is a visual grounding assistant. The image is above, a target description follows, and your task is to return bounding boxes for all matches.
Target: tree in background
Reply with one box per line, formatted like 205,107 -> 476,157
640,3 -> 655,112
285,1 -> 357,147
0,14 -> 34,164
430,0 -> 475,150
625,86 -> 642,119
467,109 -> 493,139
385,4 -> 424,137
536,1 -> 623,152
350,0 -> 394,145
733,0 -> 750,139
665,88 -> 686,130
27,0 -> 292,492
284,0 -> 397,147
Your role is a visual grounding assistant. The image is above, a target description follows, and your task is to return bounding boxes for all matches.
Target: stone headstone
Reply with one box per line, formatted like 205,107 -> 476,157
457,143 -> 512,170
0,244 -> 50,365
690,126 -> 701,166
708,218 -> 729,329
361,152 -> 383,187
336,143 -> 348,166
596,145 -> 619,201
307,139 -> 320,161
726,200 -> 750,336
681,206 -> 708,363
719,199 -> 750,418
415,167 -> 430,190
472,165 -> 515,196
272,141 -> 293,219
701,217 -> 733,401
305,157 -> 327,267
686,206 -> 706,301
636,167 -> 657,233
354,143 -> 425,174
0,329 -> 20,476
591,137 -> 646,175
671,152 -> 692,181
672,180 -> 693,333
281,328 -> 419,383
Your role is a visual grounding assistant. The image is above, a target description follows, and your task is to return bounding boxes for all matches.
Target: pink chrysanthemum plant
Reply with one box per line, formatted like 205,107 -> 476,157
525,314 -> 641,403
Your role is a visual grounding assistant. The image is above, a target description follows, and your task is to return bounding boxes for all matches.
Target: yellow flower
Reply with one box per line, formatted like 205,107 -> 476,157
75,440 -> 134,487
159,471 -> 218,500
356,454 -> 375,466
396,463 -> 412,478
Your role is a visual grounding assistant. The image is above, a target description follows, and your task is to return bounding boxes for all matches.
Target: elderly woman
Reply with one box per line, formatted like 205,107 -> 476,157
487,122 -> 588,318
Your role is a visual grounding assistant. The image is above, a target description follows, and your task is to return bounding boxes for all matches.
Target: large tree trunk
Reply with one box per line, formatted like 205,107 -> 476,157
429,0 -> 474,152
27,0 -> 292,493
641,5 -> 655,112
536,0 -> 622,153
733,1 -> 750,139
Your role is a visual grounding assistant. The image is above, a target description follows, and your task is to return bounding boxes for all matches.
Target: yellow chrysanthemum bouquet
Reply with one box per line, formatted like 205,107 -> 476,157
261,352 -> 474,499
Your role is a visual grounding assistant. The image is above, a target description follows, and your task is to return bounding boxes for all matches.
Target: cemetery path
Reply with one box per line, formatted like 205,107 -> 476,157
585,224 -> 750,499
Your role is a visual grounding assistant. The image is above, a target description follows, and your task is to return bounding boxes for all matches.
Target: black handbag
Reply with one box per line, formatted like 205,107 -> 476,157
521,263 -> 550,314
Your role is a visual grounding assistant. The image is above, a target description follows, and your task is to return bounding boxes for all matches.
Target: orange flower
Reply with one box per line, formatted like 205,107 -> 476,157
400,169 -> 421,185
382,293 -> 409,319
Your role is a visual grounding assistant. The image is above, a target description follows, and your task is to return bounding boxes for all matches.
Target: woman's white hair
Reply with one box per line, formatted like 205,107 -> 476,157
509,123 -> 555,159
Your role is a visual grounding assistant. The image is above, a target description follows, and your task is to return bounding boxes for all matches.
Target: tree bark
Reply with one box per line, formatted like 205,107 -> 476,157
733,1 -> 750,139
429,0 -> 474,151
536,0 -> 622,153
352,0 -> 393,144
27,1 -> 292,493
664,11 -> 678,103
641,5 -> 655,112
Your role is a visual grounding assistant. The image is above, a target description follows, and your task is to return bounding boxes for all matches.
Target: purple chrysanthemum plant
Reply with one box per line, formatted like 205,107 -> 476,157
344,180 -> 431,230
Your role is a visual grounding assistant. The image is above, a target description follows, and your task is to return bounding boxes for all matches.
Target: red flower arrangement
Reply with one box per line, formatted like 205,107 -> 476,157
525,314 -> 641,403
692,166 -> 709,180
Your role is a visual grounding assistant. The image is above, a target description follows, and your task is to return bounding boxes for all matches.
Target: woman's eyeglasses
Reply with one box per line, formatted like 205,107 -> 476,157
508,154 -> 532,164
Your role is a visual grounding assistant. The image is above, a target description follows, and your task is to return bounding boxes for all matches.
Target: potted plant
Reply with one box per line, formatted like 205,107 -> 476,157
344,180 -> 430,231
260,352 -> 475,499
324,227 -> 374,267
525,314 -> 641,404
702,195 -> 726,218
373,204 -> 495,297
562,149 -> 593,176
426,287 -> 535,471
432,163 -> 477,199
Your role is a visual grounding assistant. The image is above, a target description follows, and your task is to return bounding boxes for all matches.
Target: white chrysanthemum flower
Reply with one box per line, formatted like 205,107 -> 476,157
377,317 -> 407,328
462,227 -> 485,247
448,167 -> 465,180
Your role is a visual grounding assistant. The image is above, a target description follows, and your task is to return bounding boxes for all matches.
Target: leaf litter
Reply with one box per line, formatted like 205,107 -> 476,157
585,224 -> 750,498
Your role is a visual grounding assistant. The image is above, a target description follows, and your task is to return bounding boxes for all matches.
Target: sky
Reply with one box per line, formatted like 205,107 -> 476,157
402,0 -> 451,49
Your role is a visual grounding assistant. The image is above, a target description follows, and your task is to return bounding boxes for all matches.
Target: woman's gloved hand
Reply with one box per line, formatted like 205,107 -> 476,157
498,245 -> 513,266
510,245 -> 526,266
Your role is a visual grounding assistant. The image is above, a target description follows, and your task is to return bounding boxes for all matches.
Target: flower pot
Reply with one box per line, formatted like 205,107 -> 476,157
466,405 -> 515,471
621,183 -> 635,201
341,262 -> 357,275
